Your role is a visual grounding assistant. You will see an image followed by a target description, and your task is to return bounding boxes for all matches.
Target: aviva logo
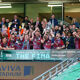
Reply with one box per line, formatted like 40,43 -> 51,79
0,65 -> 33,77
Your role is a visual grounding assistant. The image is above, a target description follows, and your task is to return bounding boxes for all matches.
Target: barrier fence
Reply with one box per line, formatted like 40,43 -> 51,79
33,53 -> 80,80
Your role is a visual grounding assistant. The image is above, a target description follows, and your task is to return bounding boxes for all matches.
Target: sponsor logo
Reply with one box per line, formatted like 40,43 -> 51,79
0,65 -> 32,77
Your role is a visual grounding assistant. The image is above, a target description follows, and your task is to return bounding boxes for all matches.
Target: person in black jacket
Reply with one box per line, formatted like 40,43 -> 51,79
66,32 -> 75,49
22,16 -> 30,30
49,14 -> 58,27
33,17 -> 43,34
11,15 -> 20,31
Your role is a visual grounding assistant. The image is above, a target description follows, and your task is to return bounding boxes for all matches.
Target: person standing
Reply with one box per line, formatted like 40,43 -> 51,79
49,14 -> 58,27
41,34 -> 51,50
0,17 -> 7,28
73,32 -> 80,49
11,15 -> 20,31
33,17 -> 42,33
22,16 -> 30,29
72,18 -> 80,28
30,30 -> 42,49
52,33 -> 65,49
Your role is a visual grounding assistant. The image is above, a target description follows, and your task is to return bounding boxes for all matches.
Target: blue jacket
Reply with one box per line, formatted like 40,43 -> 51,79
49,18 -> 58,27
11,19 -> 20,30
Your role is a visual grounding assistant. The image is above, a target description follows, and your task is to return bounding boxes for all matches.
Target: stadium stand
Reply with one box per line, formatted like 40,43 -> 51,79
0,14 -> 80,50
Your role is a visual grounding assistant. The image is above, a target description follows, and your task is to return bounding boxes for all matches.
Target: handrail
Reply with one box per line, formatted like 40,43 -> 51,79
34,59 -> 67,80
33,53 -> 80,80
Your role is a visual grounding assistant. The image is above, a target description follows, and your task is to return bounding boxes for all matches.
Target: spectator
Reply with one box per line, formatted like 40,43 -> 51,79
0,17 -> 8,27
23,16 -> 30,29
52,33 -> 65,49
0,32 -> 2,50
6,18 -> 10,27
41,18 -> 48,36
2,25 -> 7,33
72,18 -> 80,28
33,17 -> 42,33
61,31 -> 66,47
49,14 -> 58,27
0,15 -> 80,50
14,34 -> 23,50
66,32 -> 75,49
77,29 -> 80,37
30,18 -> 34,25
63,25 -> 66,31
22,34 -> 30,50
72,24 -> 78,32
30,30 -> 41,49
41,34 -> 51,50
54,25 -> 59,36
73,32 -> 80,49
1,36 -> 8,50
8,33 -> 16,49
11,15 -> 20,30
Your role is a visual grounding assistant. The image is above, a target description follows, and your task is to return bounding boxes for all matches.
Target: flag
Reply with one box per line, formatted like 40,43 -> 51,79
7,27 -> 10,39
7,22 -> 12,39
21,23 -> 25,35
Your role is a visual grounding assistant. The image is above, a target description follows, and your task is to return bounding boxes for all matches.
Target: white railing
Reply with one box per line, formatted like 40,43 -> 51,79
33,53 -> 80,80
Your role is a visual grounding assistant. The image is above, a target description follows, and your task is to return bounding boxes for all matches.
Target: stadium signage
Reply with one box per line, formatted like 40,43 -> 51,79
0,65 -> 21,76
0,62 -> 55,79
0,50 -> 51,60
16,52 -> 50,59
0,64 -> 32,77
0,50 -> 80,60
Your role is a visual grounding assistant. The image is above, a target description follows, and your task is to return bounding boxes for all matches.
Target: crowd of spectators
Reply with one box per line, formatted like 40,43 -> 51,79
0,14 -> 80,50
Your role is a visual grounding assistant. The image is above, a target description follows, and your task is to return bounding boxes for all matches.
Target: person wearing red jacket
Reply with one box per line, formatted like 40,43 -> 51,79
30,28 -> 41,49
22,34 -> 30,50
41,34 -> 51,50
52,33 -> 65,49
8,33 -> 16,49
1,36 -> 9,50
73,32 -> 80,49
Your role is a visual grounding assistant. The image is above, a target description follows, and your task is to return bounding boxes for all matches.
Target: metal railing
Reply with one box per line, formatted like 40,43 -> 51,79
33,53 -> 80,80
